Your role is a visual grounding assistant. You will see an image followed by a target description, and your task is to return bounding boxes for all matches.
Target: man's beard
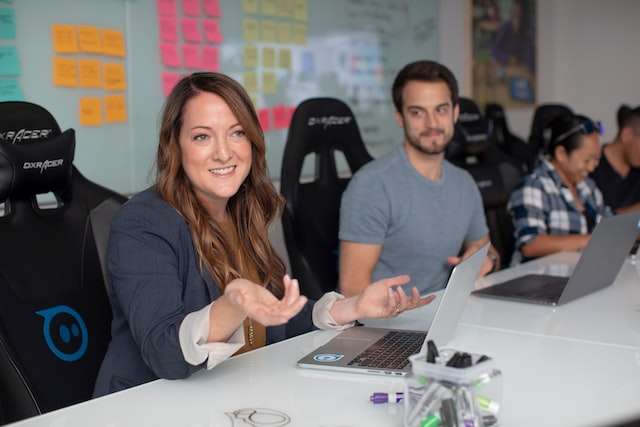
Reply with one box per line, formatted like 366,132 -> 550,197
405,127 -> 451,156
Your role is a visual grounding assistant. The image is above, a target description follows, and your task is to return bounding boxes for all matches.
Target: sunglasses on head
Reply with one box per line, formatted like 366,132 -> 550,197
555,120 -> 604,143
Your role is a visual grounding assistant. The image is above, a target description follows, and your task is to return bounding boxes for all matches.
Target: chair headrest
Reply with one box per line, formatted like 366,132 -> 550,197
0,102 -> 75,202
454,98 -> 491,154
529,103 -> 573,143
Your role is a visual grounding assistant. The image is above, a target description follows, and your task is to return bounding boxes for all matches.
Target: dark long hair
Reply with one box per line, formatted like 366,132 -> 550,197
156,72 -> 285,297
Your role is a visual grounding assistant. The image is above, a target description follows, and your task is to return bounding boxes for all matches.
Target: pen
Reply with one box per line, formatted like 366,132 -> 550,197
426,340 -> 439,363
369,392 -> 403,404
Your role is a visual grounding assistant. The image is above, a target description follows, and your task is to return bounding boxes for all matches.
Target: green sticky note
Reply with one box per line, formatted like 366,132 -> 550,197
0,45 -> 20,75
0,78 -> 24,101
0,7 -> 16,39
0,1 -> 14,5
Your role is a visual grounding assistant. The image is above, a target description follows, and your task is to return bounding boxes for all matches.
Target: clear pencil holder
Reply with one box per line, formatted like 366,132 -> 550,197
403,350 -> 502,427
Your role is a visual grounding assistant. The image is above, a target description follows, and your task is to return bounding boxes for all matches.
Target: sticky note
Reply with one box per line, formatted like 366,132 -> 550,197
292,22 -> 306,44
103,62 -> 126,91
277,22 -> 290,43
244,44 -> 258,68
102,29 -> 126,57
203,0 -> 221,17
262,47 -> 275,68
51,24 -> 78,53
242,0 -> 258,14
243,71 -> 257,93
161,71 -> 181,96
181,18 -> 201,43
77,25 -> 102,53
104,94 -> 127,123
203,19 -> 223,43
202,46 -> 219,71
293,0 -> 307,21
261,0 -> 277,15
0,78 -> 23,101
182,44 -> 201,69
258,108 -> 270,132
273,104 -> 293,129
0,45 -> 20,75
276,0 -> 293,17
159,17 -> 178,42
182,0 -> 200,16
243,18 -> 258,41
157,0 -> 176,16
79,97 -> 102,126
0,7 -> 16,39
262,72 -> 276,94
160,43 -> 181,67
260,20 -> 276,43
52,57 -> 77,87
78,59 -> 101,88
278,48 -> 291,69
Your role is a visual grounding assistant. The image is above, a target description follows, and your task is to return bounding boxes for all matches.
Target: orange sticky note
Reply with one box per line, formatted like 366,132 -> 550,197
77,25 -> 102,53
78,59 -> 102,88
103,63 -> 127,91
101,29 -> 126,57
52,57 -> 77,87
182,44 -> 201,69
203,0 -> 221,17
159,17 -> 178,42
203,19 -> 223,43
51,24 -> 78,53
202,46 -> 219,71
161,72 -> 182,96
79,97 -> 102,126
104,94 -> 128,123
160,43 -> 181,67
181,18 -> 201,43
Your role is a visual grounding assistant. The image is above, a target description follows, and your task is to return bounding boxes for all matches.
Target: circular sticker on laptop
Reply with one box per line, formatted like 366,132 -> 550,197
313,353 -> 344,363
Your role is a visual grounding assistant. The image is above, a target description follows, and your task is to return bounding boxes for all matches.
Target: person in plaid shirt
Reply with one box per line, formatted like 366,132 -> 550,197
508,113 -> 610,263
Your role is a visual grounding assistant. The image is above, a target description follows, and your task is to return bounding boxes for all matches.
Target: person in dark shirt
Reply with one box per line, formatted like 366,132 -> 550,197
591,105 -> 640,213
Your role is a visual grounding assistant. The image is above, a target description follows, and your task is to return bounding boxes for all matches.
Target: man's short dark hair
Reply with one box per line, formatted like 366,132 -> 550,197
392,60 -> 459,112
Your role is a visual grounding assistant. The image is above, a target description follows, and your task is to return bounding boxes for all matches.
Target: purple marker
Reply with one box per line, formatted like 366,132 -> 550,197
370,392 -> 404,404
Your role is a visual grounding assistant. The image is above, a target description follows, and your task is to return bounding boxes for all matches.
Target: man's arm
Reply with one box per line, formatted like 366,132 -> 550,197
339,240 -> 383,297
447,234 -> 499,276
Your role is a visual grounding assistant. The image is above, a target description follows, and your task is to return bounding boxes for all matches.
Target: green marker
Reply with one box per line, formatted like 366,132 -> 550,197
420,413 -> 441,427
477,395 -> 500,415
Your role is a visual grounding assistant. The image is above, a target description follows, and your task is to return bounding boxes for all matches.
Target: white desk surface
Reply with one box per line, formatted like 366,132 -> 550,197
10,253 -> 640,427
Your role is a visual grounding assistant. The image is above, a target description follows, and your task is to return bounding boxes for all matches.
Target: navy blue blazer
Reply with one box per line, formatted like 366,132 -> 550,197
93,188 -> 315,397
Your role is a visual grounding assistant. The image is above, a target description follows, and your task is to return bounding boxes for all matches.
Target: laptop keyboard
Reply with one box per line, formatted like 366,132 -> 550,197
348,330 -> 426,370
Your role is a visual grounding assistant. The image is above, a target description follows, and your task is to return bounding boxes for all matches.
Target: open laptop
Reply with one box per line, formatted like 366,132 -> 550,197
472,211 -> 640,306
297,244 -> 488,376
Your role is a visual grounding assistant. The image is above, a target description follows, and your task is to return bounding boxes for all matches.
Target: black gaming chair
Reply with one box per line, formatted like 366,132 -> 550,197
280,98 -> 373,300
528,103 -> 573,166
0,102 -> 126,424
485,102 -> 535,173
448,98 -> 521,267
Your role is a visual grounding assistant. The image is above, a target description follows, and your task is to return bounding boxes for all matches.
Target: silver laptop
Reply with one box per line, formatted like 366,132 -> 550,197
297,244 -> 488,376
472,211 -> 640,306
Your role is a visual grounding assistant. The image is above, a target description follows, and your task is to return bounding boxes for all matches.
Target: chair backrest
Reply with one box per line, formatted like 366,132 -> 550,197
528,103 -> 573,159
485,102 -> 535,173
280,98 -> 372,299
0,102 -> 126,424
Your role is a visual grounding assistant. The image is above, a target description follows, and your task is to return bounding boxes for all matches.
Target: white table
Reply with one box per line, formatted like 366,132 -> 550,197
10,254 -> 640,427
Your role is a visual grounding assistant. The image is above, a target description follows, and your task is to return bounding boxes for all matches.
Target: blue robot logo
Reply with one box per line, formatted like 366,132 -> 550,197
36,305 -> 88,362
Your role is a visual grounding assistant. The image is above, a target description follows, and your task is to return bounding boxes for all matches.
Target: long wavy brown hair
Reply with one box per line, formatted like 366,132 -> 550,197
156,72 -> 286,298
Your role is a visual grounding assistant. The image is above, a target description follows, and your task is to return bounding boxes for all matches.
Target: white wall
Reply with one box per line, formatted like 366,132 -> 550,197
439,0 -> 640,142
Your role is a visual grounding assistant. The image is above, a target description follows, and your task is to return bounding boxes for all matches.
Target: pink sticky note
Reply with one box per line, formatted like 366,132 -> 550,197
182,18 -> 201,43
162,72 -> 182,96
273,105 -> 288,129
203,0 -> 221,17
160,43 -> 181,68
182,0 -> 200,16
203,19 -> 224,43
157,0 -> 177,17
183,44 -> 202,69
202,46 -> 219,71
258,108 -> 271,132
159,17 -> 178,42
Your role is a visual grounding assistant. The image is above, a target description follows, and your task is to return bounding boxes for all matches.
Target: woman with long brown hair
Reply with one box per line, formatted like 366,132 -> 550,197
93,72 -> 433,397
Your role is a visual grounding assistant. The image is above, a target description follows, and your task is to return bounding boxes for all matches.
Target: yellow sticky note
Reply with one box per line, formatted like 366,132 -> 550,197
244,44 -> 258,68
243,71 -> 257,93
276,0 -> 293,17
260,20 -> 276,43
77,25 -> 102,53
103,62 -> 127,91
104,94 -> 128,123
51,24 -> 78,53
79,97 -> 102,126
292,22 -> 306,44
52,57 -> 77,87
293,0 -> 307,21
262,47 -> 275,68
242,0 -> 258,14
279,48 -> 291,69
262,71 -> 277,94
78,59 -> 101,88
101,29 -> 126,57
277,22 -> 290,43
261,0 -> 277,16
243,18 -> 258,42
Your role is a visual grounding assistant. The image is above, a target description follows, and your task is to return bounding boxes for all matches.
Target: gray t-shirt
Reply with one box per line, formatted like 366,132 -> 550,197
339,145 -> 488,294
